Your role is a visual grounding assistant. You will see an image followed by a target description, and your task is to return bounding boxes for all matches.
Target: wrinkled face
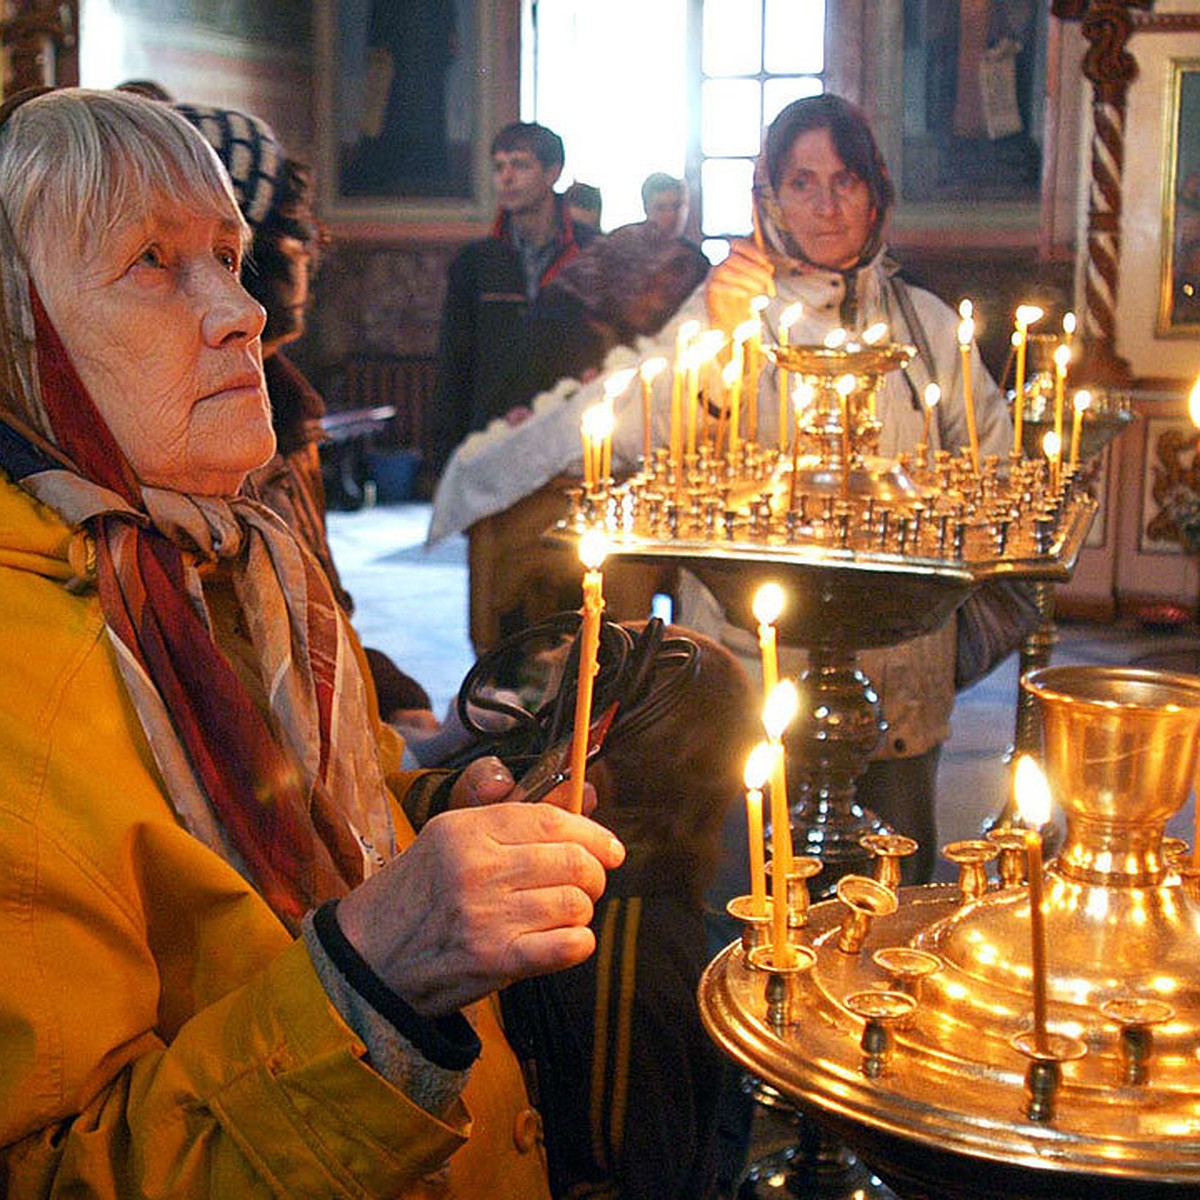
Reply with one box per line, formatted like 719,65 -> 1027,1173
32,203 -> 272,495
776,127 -> 875,270
492,148 -> 561,216
645,188 -> 687,238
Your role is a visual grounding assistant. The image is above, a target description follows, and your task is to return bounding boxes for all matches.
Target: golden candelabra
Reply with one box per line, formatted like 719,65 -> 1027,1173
701,664 -> 1200,1199
553,339 -> 1097,882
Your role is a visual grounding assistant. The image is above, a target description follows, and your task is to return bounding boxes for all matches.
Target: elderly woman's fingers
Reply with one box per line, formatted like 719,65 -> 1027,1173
449,754 -> 515,807
334,802 -> 624,1016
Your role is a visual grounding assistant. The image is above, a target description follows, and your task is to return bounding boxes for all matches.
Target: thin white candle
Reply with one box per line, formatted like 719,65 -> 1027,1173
744,741 -> 775,917
566,530 -> 607,815
1015,754 -> 1053,1055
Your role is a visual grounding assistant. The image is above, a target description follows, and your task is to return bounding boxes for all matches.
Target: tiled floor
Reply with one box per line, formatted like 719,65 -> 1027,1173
329,501 -> 1200,876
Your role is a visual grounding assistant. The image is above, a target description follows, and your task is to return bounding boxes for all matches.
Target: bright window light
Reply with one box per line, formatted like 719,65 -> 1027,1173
703,0 -> 763,77
703,79 -> 762,158
702,157 -> 754,235
765,0 -> 826,75
523,0 -> 688,230
764,76 -> 825,127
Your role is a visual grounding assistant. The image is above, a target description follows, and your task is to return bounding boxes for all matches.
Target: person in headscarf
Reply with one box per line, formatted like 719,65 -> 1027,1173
0,86 -> 623,1198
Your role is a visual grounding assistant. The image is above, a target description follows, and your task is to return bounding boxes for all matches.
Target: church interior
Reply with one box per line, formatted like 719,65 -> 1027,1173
6,1 -> 1200,1198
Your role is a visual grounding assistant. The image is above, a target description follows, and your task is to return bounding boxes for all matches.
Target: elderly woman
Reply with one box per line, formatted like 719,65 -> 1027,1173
429,93 -> 1011,882
0,88 -> 623,1198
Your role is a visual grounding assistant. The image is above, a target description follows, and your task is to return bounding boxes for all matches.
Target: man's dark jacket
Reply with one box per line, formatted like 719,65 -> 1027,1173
427,197 -> 597,473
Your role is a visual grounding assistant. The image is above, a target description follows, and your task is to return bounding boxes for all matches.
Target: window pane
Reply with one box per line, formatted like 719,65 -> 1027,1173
703,79 -> 763,158
702,238 -> 732,266
764,0 -> 825,75
763,77 -> 823,128
703,0 -> 762,77
701,158 -> 755,235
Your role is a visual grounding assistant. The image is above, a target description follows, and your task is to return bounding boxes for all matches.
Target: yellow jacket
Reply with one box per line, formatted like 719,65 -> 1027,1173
0,474 -> 548,1199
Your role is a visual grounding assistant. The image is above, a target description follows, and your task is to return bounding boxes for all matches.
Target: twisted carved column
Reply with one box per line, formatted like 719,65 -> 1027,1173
1052,0 -> 1154,386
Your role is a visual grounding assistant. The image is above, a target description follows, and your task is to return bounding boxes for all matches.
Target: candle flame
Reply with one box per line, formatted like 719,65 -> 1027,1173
1042,429 -> 1062,461
744,740 -> 775,791
924,382 -> 941,411
578,527 -> 608,571
750,294 -> 770,315
1073,389 -> 1092,415
836,373 -> 857,397
1063,311 -> 1077,336
1189,376 -> 1200,429
603,367 -> 638,398
1011,330 -> 1022,347
823,327 -> 847,349
752,581 -> 785,626
734,317 -> 760,344
794,381 -> 816,412
763,679 -> 799,740
958,298 -> 974,319
1054,343 -> 1071,372
779,301 -> 804,334
696,328 -> 728,360
1014,754 -> 1052,828
1015,304 -> 1044,328
722,358 -> 740,386
957,316 -> 974,346
639,356 -> 667,383
862,321 -> 889,345
581,401 -> 615,441
677,318 -> 701,350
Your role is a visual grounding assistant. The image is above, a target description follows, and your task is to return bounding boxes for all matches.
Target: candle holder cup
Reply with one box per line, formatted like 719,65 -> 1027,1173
1100,997 -> 1175,1087
861,832 -> 918,893
835,874 -> 898,954
986,826 -> 1031,887
749,943 -> 817,1030
845,990 -> 917,1079
725,894 -> 773,957
942,838 -> 1000,902
1010,1030 -> 1087,1123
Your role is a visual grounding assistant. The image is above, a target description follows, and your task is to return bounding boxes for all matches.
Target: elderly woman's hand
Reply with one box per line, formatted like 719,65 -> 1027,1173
450,754 -> 598,813
706,236 -> 776,334
335,802 -> 625,1016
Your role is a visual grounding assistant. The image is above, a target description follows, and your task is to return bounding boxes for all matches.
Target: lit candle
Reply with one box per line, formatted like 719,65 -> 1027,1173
753,582 -> 784,698
744,741 -> 774,917
836,372 -> 856,496
598,368 -> 634,484
1015,754 -> 1053,1055
1068,389 -> 1091,470
1042,429 -> 1062,491
788,382 -> 815,510
921,382 -> 941,452
1053,343 -> 1070,458
566,530 -> 607,815
764,680 -> 799,967
639,357 -> 667,465
823,326 -> 847,350
747,296 -> 769,443
730,318 -> 758,457
861,320 -> 888,345
1012,304 -> 1044,454
777,302 -> 804,452
1062,310 -> 1076,348
957,305 -> 980,475
580,403 -> 606,489
672,319 -> 700,476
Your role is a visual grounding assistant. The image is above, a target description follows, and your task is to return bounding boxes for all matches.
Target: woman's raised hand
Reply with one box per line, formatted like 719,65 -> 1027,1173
706,236 -> 776,334
335,801 -> 624,1016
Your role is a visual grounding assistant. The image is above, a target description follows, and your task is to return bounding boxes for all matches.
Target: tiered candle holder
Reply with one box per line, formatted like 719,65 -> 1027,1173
699,665 -> 1200,1199
551,339 -> 1098,888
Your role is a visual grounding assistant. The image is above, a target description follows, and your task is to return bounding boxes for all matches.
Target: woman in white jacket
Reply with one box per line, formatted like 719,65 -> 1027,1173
431,93 -> 1011,881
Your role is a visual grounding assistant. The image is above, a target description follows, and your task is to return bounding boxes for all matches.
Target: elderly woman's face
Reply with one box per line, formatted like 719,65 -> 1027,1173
31,203 -> 272,495
776,126 -> 875,271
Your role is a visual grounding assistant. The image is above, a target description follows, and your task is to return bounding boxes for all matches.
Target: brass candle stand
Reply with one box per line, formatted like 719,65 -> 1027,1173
551,339 -> 1097,886
704,665 -> 1200,1199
